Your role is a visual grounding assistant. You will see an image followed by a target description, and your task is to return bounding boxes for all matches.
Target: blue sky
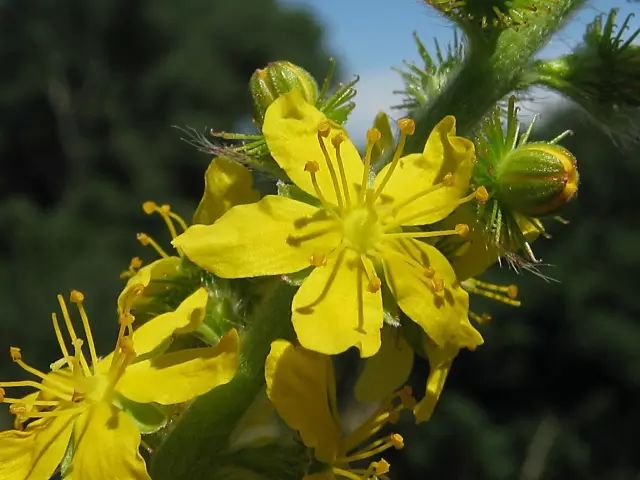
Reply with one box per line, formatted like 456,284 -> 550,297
278,0 -> 638,138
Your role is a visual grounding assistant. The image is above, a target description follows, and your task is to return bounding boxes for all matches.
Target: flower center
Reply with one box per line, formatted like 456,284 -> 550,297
341,207 -> 383,254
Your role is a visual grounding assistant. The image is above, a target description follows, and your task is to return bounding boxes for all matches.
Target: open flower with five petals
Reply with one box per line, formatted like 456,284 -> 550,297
174,90 -> 484,358
0,288 -> 239,480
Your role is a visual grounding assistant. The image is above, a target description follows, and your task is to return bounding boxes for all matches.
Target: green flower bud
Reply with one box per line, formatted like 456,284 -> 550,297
249,61 -> 318,125
494,143 -> 579,216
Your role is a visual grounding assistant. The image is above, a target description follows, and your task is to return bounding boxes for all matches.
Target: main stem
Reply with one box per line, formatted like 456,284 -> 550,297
151,280 -> 296,479
406,0 -> 586,151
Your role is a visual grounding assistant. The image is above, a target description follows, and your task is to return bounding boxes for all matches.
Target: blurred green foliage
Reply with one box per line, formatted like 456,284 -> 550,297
0,0 -> 329,426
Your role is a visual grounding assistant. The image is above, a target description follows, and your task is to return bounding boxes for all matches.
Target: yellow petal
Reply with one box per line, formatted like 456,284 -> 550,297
292,249 -> 383,358
354,326 -> 414,403
381,239 -> 483,350
374,116 -> 475,226
174,195 -> 340,278
131,287 -> 209,356
265,339 -> 340,463
116,329 -> 239,405
193,157 -> 260,225
0,412 -> 75,480
414,342 -> 459,423
263,91 -> 363,207
67,402 -> 150,480
117,256 -> 182,315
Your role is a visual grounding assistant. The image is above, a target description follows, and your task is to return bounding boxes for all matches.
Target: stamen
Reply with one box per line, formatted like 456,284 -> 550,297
385,186 -> 488,229
137,233 -> 170,258
317,121 -> 344,210
427,277 -> 445,293
469,311 -> 493,324
388,174 -> 454,218
360,128 -> 381,204
383,226 -> 467,240
462,278 -> 521,307
370,118 -> 415,203
7,350 -> 75,397
331,133 -> 351,207
360,255 -> 381,293
57,294 -> 91,376
120,256 -> 143,279
331,468 -> 361,480
305,161 -> 331,209
143,201 -> 178,239
0,380 -> 72,400
51,313 -> 71,370
337,433 -> 404,464
70,290 -> 99,372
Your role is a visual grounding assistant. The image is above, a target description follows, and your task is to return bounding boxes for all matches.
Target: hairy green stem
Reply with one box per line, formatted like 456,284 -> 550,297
151,280 -> 296,479
407,0 -> 586,151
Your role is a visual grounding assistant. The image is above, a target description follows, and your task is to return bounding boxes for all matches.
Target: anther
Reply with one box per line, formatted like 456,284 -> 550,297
424,267 -> 436,278
331,132 -> 345,147
137,233 -> 151,246
390,433 -> 404,449
443,172 -> 455,187
9,404 -> 26,415
119,313 -> 135,327
388,410 -> 400,424
367,276 -> 382,293
130,257 -> 143,269
119,336 -> 136,356
142,201 -> 157,215
160,204 -> 172,215
309,252 -> 327,267
9,347 -> 22,362
304,161 -> 319,173
399,386 -> 417,409
475,186 -> 490,204
317,121 -> 331,138
370,459 -> 391,476
397,118 -> 415,135
0,387 -> 5,401
455,223 -> 470,237
367,128 -> 382,143
72,391 -> 85,403
70,290 -> 85,304
508,285 -> 519,299
427,277 -> 444,293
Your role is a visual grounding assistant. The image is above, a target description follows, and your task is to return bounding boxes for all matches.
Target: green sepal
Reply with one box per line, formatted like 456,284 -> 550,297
115,395 -> 169,435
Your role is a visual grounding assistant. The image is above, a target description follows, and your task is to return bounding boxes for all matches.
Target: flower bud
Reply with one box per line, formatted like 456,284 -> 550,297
249,61 -> 318,125
494,143 -> 579,216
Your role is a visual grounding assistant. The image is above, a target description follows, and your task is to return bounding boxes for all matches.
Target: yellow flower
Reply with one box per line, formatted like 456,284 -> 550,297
0,288 -> 239,480
265,339 -> 414,479
175,90 -> 484,357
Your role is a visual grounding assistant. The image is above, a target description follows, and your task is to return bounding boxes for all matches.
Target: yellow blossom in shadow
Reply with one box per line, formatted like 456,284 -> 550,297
266,339 -> 413,479
0,288 -> 239,480
175,90 -> 484,358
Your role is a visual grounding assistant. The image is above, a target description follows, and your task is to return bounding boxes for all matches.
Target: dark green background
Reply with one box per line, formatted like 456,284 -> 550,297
1,1 -> 638,478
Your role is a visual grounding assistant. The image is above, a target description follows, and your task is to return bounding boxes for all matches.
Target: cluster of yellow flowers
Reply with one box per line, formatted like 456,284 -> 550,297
0,91 -> 543,479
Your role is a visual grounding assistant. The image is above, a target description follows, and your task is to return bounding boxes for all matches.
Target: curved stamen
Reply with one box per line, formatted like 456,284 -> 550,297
331,133 -> 351,208
51,313 -> 71,369
317,122 -> 344,210
331,468 -> 361,480
143,201 -> 181,239
137,233 -> 170,258
336,433 -> 404,464
370,118 -> 415,204
304,161 -> 332,211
